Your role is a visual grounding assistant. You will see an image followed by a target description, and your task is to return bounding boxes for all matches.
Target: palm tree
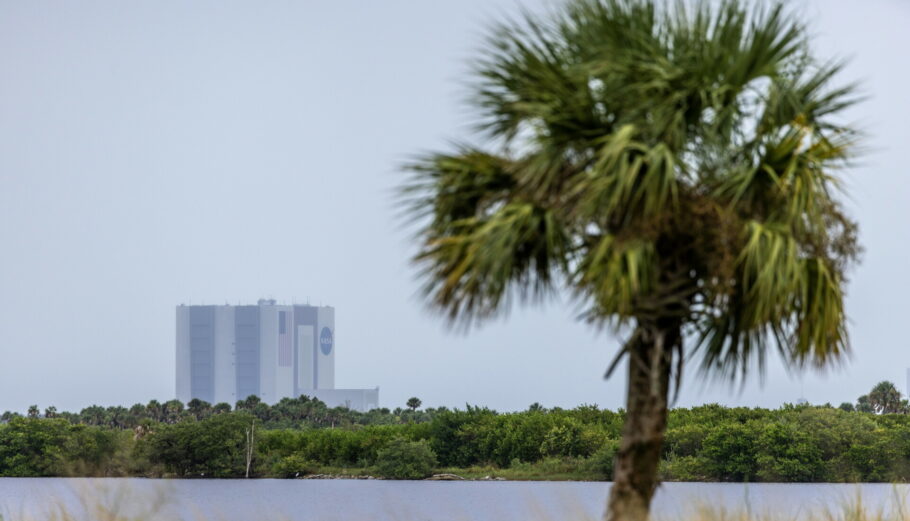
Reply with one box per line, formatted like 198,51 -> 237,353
212,402 -> 232,415
187,398 -> 212,420
406,397 -> 422,411
146,400 -> 163,423
129,403 -> 147,424
236,395 -> 262,411
402,1 -> 859,519
80,405 -> 106,426
163,399 -> 185,424
107,406 -> 129,429
868,381 -> 905,414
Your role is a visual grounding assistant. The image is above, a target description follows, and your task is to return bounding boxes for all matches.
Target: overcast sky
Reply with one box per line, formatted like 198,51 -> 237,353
0,1 -> 907,414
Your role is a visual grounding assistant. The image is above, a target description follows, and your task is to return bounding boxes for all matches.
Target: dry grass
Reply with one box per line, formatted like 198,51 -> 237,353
662,492 -> 910,521
1,482 -> 175,521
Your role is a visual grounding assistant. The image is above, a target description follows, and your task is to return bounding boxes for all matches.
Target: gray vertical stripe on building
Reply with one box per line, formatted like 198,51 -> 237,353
189,306 -> 215,404
293,305 -> 318,396
234,306 -> 260,401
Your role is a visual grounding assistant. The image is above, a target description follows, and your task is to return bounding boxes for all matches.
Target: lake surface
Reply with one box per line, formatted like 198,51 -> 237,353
1,479 -> 908,521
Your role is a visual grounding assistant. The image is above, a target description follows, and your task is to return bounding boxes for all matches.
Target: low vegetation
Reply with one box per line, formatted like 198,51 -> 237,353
374,438 -> 437,480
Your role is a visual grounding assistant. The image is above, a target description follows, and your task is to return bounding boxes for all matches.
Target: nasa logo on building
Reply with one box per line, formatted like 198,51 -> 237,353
319,327 -> 333,355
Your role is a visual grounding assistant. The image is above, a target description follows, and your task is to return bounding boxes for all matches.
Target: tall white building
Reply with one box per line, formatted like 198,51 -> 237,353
176,300 -> 378,411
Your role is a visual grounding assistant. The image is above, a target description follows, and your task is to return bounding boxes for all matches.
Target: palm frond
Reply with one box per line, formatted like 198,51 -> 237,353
573,235 -> 657,320
414,202 -> 569,326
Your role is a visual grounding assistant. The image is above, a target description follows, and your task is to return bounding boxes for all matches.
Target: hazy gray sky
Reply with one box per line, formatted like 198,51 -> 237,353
1,1 -> 908,414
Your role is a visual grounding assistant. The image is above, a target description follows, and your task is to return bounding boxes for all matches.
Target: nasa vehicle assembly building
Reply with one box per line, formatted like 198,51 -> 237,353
176,300 -> 378,412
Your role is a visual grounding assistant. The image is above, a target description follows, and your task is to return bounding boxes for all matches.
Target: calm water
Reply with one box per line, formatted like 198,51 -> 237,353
0,479 -> 908,520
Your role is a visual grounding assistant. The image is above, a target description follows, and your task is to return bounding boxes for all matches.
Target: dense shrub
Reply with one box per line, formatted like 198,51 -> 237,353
143,412 -> 258,477
583,439 -> 619,479
374,438 -> 438,479
6,403 -> 910,482
271,454 -> 319,478
664,423 -> 709,458
661,454 -> 707,481
258,423 -> 430,467
755,421 -> 824,482
0,418 -> 119,477
701,421 -> 760,481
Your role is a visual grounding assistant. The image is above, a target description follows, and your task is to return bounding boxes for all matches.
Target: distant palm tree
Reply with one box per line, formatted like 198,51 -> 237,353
129,403 -> 147,424
187,398 -> 212,420
27,405 -> 39,418
236,395 -> 262,411
406,397 -> 422,411
80,405 -> 106,426
212,402 -> 232,415
868,381 -> 905,414
107,406 -> 129,429
163,399 -> 185,424
402,1 -> 860,519
146,400 -> 163,422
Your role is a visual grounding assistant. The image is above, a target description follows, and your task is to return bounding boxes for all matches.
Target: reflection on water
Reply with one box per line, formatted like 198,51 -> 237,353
0,479 -> 908,521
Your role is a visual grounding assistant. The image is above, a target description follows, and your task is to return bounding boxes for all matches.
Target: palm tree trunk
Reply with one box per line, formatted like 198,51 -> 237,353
605,322 -> 678,521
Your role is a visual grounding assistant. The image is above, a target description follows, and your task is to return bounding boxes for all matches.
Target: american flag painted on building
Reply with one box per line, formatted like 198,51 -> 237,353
278,311 -> 292,367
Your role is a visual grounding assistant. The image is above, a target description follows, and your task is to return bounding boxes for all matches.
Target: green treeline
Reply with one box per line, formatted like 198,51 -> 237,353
2,398 -> 910,482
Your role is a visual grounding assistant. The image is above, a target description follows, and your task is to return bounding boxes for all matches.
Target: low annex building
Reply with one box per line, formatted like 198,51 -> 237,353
175,299 -> 378,411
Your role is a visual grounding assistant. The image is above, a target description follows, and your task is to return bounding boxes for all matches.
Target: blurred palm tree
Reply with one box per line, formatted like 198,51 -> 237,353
402,0 -> 861,519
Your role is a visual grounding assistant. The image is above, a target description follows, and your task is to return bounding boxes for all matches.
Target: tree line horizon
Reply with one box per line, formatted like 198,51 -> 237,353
1,380 -> 906,429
